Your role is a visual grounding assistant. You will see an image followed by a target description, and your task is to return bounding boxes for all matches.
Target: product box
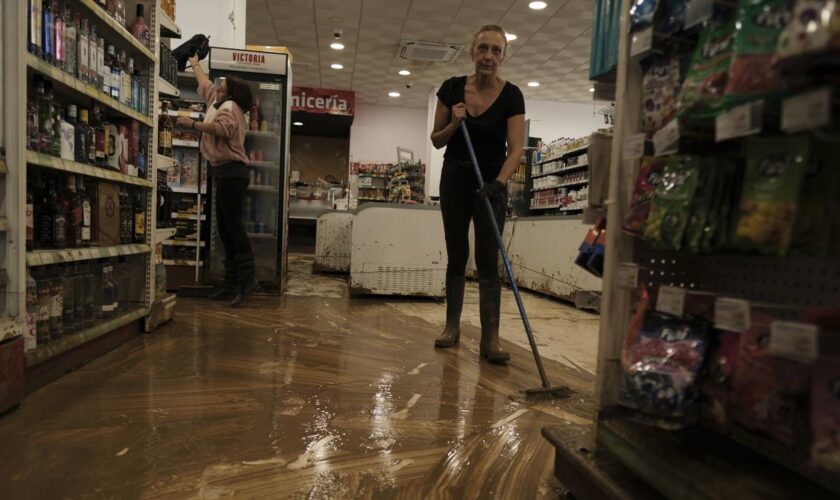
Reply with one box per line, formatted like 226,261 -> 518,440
96,182 -> 120,246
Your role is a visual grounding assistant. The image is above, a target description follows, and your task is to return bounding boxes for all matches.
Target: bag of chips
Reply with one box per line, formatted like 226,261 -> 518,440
678,23 -> 737,120
684,160 -> 719,253
732,136 -> 810,255
642,54 -> 681,133
624,157 -> 669,236
644,155 -> 702,250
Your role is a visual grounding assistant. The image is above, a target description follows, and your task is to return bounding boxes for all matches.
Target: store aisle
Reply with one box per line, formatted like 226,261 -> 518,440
0,256 -> 598,499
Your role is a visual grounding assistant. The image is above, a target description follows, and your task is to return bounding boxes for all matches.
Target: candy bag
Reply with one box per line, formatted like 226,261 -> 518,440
791,138 -> 840,256
644,155 -> 701,250
776,0 -> 840,60
678,23 -> 737,120
732,136 -> 810,255
642,54 -> 681,133
811,360 -> 840,473
684,160 -> 718,253
623,157 -> 668,236
724,0 -> 793,103
700,158 -> 736,252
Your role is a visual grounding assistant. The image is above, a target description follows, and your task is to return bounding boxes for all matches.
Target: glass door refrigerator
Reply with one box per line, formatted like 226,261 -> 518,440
207,48 -> 292,292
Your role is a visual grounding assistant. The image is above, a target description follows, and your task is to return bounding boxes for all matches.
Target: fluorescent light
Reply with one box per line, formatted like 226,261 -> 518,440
388,91 -> 401,97
529,1 -> 548,9
330,63 -> 343,70
398,69 -> 411,76
330,42 -> 345,50
505,32 -> 517,41
293,121 -> 303,126
588,87 -> 595,92
527,81 -> 540,87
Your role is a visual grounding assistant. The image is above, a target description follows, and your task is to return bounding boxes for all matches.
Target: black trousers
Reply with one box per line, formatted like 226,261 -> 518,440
439,159 -> 506,280
215,175 -> 252,260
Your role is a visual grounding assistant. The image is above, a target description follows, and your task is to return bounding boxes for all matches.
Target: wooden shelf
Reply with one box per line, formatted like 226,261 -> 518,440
154,228 -> 177,244
76,0 -> 156,62
167,110 -> 205,120
171,213 -> 206,221
27,150 -> 154,188
172,139 -> 199,148
158,77 -> 180,98
162,240 -> 205,248
27,244 -> 152,267
158,8 -> 181,39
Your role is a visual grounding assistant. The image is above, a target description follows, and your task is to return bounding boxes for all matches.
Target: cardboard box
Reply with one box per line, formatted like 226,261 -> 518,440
96,182 -> 120,246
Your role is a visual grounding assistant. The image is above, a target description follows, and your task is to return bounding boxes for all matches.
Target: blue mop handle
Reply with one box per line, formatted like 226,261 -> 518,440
459,121 -> 551,388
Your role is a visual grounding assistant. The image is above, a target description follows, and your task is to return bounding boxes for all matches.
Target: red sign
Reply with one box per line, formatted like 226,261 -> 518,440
291,87 -> 355,116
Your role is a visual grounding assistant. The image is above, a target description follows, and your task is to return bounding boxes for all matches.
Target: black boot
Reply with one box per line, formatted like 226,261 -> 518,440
435,276 -> 466,348
208,260 -> 237,300
231,253 -> 260,307
479,279 -> 510,364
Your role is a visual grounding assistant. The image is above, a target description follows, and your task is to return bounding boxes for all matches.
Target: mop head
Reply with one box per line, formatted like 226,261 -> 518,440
509,385 -> 574,405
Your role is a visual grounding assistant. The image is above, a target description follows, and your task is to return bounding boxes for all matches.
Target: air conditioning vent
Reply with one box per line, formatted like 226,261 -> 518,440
400,40 -> 463,62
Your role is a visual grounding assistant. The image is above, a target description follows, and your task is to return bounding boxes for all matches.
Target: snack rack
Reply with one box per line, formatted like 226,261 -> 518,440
590,0 -> 840,497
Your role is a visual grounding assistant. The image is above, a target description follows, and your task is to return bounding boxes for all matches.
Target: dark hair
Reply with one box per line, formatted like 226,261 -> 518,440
225,76 -> 253,111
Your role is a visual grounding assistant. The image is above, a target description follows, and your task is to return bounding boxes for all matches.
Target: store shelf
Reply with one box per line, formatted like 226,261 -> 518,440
162,240 -> 205,248
75,0 -> 156,62
25,307 -> 147,367
171,213 -> 206,221
26,150 -> 154,188
358,174 -> 391,179
359,197 -> 387,202
158,8 -> 182,39
158,77 -> 180,98
530,203 -> 562,210
249,185 -> 278,193
0,318 -> 23,345
26,55 -> 153,126
536,145 -> 590,165
172,139 -> 200,148
154,228 -> 177,244
248,233 -> 277,239
156,154 -> 177,171
163,259 -> 204,266
532,163 -> 589,179
167,110 -> 205,120
532,179 -> 589,192
27,244 -> 152,267
170,185 -> 205,194
248,161 -> 279,169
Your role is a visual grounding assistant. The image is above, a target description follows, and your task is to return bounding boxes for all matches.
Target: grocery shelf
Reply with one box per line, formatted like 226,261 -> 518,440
156,154 -> 178,171
359,197 -> 387,202
158,77 -> 180,98
357,174 -> 390,179
27,54 -> 153,126
247,161 -> 279,169
163,259 -> 204,266
536,145 -> 589,165
0,318 -> 23,345
248,185 -> 279,193
162,240 -> 205,247
158,8 -> 182,39
170,185 -> 205,194
154,228 -> 177,244
27,244 -> 152,267
172,139 -> 200,148
532,163 -> 589,179
25,307 -> 147,367
167,110 -> 205,120
76,0 -> 156,62
171,213 -> 206,221
530,203 -> 562,210
26,150 -> 154,188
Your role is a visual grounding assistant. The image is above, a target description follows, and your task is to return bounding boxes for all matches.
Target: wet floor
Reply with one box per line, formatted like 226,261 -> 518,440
0,254 -> 599,499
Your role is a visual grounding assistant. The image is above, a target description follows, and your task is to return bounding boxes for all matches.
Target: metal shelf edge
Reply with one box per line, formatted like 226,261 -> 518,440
158,8 -> 182,38
77,0 -> 156,62
27,244 -> 153,267
26,151 -> 154,188
158,77 -> 180,98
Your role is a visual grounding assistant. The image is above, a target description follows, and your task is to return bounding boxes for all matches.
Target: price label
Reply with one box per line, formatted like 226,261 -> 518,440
617,263 -> 640,289
716,101 -> 763,142
656,285 -> 686,317
653,119 -> 680,156
623,133 -> 647,160
769,321 -> 819,363
685,0 -> 715,28
260,83 -> 281,91
631,27 -> 653,58
714,298 -> 751,332
782,87 -> 832,133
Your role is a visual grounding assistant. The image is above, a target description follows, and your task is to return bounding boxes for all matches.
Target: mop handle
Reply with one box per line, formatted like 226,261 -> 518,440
459,121 -> 551,388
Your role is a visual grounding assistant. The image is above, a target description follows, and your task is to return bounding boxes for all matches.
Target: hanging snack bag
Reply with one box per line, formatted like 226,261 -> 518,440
701,330 -> 742,430
732,136 -> 810,255
724,0 -> 793,102
776,0 -> 840,60
678,23 -> 737,120
791,138 -> 840,256
811,359 -> 840,473
658,0 -> 687,34
624,157 -> 669,235
700,159 -> 736,252
644,155 -> 701,250
684,160 -> 719,253
630,0 -> 659,31
642,54 -> 681,133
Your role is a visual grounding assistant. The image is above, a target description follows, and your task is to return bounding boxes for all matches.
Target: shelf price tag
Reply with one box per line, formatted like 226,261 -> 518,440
631,27 -> 653,58
623,133 -> 646,160
782,87 -> 832,134
617,263 -> 639,289
716,100 -> 763,142
769,321 -> 819,363
653,119 -> 680,156
714,298 -> 751,332
656,285 -> 686,317
685,0 -> 715,28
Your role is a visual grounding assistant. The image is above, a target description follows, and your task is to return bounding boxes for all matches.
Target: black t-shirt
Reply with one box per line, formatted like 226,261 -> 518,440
436,76 -> 525,179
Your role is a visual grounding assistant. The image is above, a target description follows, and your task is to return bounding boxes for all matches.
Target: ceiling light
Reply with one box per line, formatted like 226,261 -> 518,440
527,81 -> 540,87
588,87 -> 595,92
398,69 -> 411,76
293,121 -> 303,126
505,33 -> 517,42
388,91 -> 401,97
529,1 -> 548,9
330,42 -> 345,50
330,63 -> 343,70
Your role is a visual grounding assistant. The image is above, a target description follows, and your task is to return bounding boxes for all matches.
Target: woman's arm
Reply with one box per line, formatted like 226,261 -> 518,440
189,55 -> 210,87
431,99 -> 466,149
495,113 -> 525,184
175,114 -> 235,138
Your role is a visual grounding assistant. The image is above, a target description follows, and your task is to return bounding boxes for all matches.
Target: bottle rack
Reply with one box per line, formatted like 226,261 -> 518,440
527,138 -> 590,215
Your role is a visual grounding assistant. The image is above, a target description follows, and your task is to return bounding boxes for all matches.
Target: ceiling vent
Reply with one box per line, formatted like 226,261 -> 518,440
400,40 -> 463,62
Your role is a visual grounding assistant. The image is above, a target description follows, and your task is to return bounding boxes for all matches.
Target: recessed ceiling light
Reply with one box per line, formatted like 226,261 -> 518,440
293,121 -> 303,126
330,63 -> 343,70
398,69 -> 411,76
388,91 -> 401,97
505,32 -> 517,41
330,42 -> 345,50
529,1 -> 548,9
527,81 -> 540,87
588,87 -> 595,92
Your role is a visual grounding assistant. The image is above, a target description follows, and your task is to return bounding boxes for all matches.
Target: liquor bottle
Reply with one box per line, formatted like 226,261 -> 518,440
42,0 -> 53,65
53,0 -> 64,71
66,175 -> 82,248
34,173 -> 51,249
27,80 -> 41,151
128,4 -> 149,48
115,0 -> 126,26
73,107 -> 88,164
92,105 -> 109,166
118,188 -> 128,244
72,263 -> 84,328
98,261 -> 117,319
78,176 -> 93,246
50,100 -> 61,157
48,265 -> 64,339
98,0 -> 107,9
52,176 -> 67,248
133,191 -> 146,244
116,257 -> 129,310
81,262 -> 95,327
130,65 -> 139,111
38,80 -> 54,153
98,37 -> 106,94
106,0 -> 117,18
62,264 -> 76,333
26,177 -> 35,252
123,55 -> 133,107
78,17 -> 88,83
250,97 -> 260,131
158,101 -> 173,156
88,24 -> 98,88
137,70 -> 147,115
35,268 -> 51,344
26,269 -> 38,351
29,0 -> 43,58
106,44 -> 118,101
63,4 -> 76,77
59,106 -> 76,161
136,142 -> 146,179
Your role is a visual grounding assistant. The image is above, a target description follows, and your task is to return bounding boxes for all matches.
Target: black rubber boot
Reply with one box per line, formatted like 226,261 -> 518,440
479,279 -> 510,364
434,276 -> 466,348
208,260 -> 237,300
231,253 -> 260,307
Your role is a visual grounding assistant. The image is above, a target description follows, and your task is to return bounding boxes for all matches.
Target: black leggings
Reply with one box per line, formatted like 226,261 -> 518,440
215,175 -> 252,260
439,159 -> 506,280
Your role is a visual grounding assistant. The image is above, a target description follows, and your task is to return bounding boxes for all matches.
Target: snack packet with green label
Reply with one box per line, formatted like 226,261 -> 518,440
684,160 -> 719,253
702,158 -> 738,253
678,23 -> 737,120
644,155 -> 702,250
732,136 -> 810,255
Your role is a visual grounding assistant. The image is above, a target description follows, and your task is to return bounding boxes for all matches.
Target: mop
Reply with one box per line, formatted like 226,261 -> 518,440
460,121 -> 571,401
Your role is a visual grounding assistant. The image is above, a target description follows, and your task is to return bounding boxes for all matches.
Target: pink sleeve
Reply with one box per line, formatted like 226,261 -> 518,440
198,80 -> 219,106
212,110 -> 238,139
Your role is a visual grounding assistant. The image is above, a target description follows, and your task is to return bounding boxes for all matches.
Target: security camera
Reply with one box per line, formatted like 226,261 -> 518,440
332,30 -> 343,39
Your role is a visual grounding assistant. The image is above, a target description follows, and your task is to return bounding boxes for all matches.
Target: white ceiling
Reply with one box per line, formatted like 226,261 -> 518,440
246,0 -> 594,108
